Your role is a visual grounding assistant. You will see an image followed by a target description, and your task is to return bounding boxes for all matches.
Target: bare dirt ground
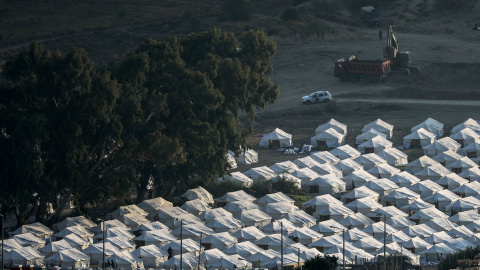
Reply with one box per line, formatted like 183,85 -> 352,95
239,27 -> 480,171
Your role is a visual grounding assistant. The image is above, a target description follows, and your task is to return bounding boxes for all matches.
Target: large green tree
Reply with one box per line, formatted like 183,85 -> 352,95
0,28 -> 279,225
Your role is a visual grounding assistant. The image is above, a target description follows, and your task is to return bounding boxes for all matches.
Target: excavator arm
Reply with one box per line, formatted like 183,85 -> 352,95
383,25 -> 398,60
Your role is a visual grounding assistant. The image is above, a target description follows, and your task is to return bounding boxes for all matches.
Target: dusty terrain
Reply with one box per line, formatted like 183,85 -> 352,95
240,27 -> 480,170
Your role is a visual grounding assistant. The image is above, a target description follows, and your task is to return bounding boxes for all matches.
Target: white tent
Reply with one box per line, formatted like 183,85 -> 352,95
389,171 -> 420,188
342,169 -> 376,190
399,198 -> 434,215
405,155 -> 441,174
451,118 -> 480,134
292,156 -> 322,169
13,232 -> 46,249
423,137 -> 461,156
410,180 -> 444,199
414,164 -> 452,181
271,173 -> 302,189
424,231 -> 453,244
433,149 -> 464,167
206,255 -> 252,269
315,118 -> 347,135
103,236 -> 135,252
305,175 -> 346,195
461,141 -> 480,159
259,128 -> 293,148
334,158 -> 363,176
161,253 -> 199,270
425,189 -> 461,211
136,197 -> 173,220
106,204 -> 148,220
39,239 -> 74,257
238,209 -> 272,227
345,197 -> 382,214
287,227 -> 323,245
52,216 -> 96,232
342,186 -> 380,203
386,216 -> 415,230
115,213 -> 150,230
45,248 -> 90,269
450,127 -> 480,147
286,210 -> 317,228
309,162 -> 343,177
356,128 -> 387,145
254,233 -> 295,250
458,167 -> 480,182
91,220 -> 128,235
447,156 -> 478,173
449,210 -> 480,226
313,204 -> 354,221
1,239 -> 23,252
224,241 -> 263,258
309,151 -> 340,165
223,200 -> 259,218
339,212 -> 374,229
403,128 -> 436,149
310,221 -> 346,237
421,243 -> 455,262
401,224 -> 438,239
377,147 -> 409,167
301,194 -> 343,214
411,117 -> 444,138
133,229 -> 177,247
361,221 -> 397,239
452,182 -> 480,198
358,136 -> 393,154
435,173 -> 468,190
330,145 -> 361,160
10,222 -> 54,240
231,226 -> 267,242
199,248 -> 229,264
181,198 -> 211,216
361,178 -> 399,198
256,192 -> 295,206
311,128 -> 345,148
243,166 -> 277,182
424,218 -> 458,232
367,164 -> 401,179
181,186 -> 214,205
226,151 -> 237,169
101,251 -> 144,269
131,244 -> 168,268
384,187 -> 421,208
263,202 -> 299,220
205,215 -> 244,233
362,119 -> 394,139
216,190 -> 257,205
217,171 -> 254,187
237,148 -> 259,164
354,153 -> 387,170
290,167 -> 320,186
161,238 -> 203,257
4,247 -> 45,266
55,225 -> 94,243
82,242 -> 120,264
269,160 -> 299,174
403,236 -> 432,255
201,232 -> 238,250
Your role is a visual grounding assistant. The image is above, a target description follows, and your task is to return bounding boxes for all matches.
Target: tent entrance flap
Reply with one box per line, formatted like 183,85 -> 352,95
269,140 -> 280,149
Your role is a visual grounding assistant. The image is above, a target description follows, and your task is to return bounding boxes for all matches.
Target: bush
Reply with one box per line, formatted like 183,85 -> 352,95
223,0 -> 252,21
281,6 -> 302,21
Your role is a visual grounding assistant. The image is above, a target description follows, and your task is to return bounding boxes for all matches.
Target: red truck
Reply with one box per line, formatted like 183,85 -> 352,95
334,55 -> 391,82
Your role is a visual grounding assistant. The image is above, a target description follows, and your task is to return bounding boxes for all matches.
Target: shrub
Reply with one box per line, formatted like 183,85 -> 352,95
281,6 -> 302,21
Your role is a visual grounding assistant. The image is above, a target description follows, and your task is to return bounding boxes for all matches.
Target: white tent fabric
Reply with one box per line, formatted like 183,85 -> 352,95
103,236 -> 135,252
55,225 -> 94,243
421,243 -> 455,262
309,151 -> 340,165
409,208 -> 449,224
377,147 -> 409,167
448,225 -> 474,239
389,171 -> 421,188
361,178 -> 399,198
353,236 -> 383,253
435,173 -> 468,190
423,137 -> 461,156
45,248 -> 90,269
424,231 -> 453,244
4,247 -> 45,266
224,241 -> 263,258
133,229 -> 177,247
206,255 -> 251,269
198,208 -> 233,222
290,167 -> 320,186
311,128 -> 345,148
131,244 -> 168,268
292,156 -> 323,169
2,239 -> 23,252
91,220 -> 128,235
403,128 -> 436,149
361,221 -> 397,239
447,156 -> 478,173
199,248 -> 228,264
269,160 -> 299,174
414,164 -> 452,181
362,119 -> 394,139
259,128 -> 293,148
411,117 -> 444,138
271,173 -> 302,189
13,232 -> 46,249
243,166 -> 277,182
39,239 -> 74,257
342,186 -> 380,203
358,136 -> 393,154
310,220 -> 347,237
52,216 -> 96,232
171,223 -> 215,240
342,169 -> 376,190
405,155 -> 441,174
286,210 -> 317,228
136,197 -> 173,220
461,141 -> 480,159
313,204 -> 354,221
106,204 -> 148,220
339,212 -> 374,229
237,148 -> 259,164
226,152 -> 237,169
263,202 -> 299,220
256,192 -> 295,206
161,253 -> 199,270
101,251 -> 144,269
238,209 -> 272,227
306,175 -> 346,195
367,164 -> 401,179
216,190 -> 256,204
356,128 -> 387,145
450,127 -> 480,147
399,198 -> 435,214
345,197 -> 382,214
157,207 -> 190,223
315,118 -> 347,135
201,232 -> 238,250
368,206 -> 409,220
449,210 -> 480,226
432,149 -> 464,167
82,242 -> 120,264
330,144 -> 361,160
451,118 -> 480,134
309,163 -> 342,177
425,189 -> 461,211
424,218 -> 458,232
205,215 -> 244,233
354,153 -> 387,170
401,224 -> 438,239
10,222 -> 54,240
384,187 -> 422,208
386,217 -> 415,230
181,186 -> 214,205
452,182 -> 480,198
302,194 -> 343,213
180,198 -> 211,216
459,167 -> 480,182
161,238 -> 203,257
223,200 -> 259,218
217,171 -> 254,187
403,236 -> 432,254
335,158 -> 363,176
231,226 -> 267,242
410,180 -> 444,199
260,219 -> 298,234
115,213 -> 150,230
254,233 -> 295,250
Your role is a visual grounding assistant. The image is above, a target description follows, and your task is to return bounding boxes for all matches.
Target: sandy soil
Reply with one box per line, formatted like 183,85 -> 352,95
239,28 -> 480,171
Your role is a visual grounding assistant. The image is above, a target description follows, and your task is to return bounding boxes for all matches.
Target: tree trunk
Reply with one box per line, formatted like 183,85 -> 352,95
46,190 -> 72,227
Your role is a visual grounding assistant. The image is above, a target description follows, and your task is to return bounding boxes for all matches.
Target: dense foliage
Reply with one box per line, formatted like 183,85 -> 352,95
304,255 -> 339,270
0,28 -> 279,225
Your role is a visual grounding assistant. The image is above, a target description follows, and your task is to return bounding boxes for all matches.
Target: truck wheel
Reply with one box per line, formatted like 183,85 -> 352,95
323,99 -> 330,103
305,100 -> 311,105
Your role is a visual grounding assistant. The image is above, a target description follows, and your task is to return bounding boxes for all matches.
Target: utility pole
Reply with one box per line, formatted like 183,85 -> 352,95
280,222 -> 283,270
180,219 -> 183,270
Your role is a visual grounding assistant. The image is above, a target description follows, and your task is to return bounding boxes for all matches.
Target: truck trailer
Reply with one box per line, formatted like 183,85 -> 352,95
334,55 -> 391,82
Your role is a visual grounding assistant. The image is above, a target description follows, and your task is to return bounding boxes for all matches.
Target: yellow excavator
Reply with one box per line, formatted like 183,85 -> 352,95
383,25 -> 418,75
